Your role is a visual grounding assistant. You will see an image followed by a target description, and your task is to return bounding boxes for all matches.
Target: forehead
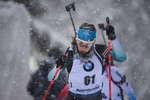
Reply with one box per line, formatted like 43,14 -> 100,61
78,29 -> 96,41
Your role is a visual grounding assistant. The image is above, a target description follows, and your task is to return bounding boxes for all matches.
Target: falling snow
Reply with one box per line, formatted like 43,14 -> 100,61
0,0 -> 150,100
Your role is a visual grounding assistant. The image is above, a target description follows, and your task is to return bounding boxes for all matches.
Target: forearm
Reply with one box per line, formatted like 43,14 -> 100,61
47,65 -> 62,81
111,38 -> 126,62
121,80 -> 136,100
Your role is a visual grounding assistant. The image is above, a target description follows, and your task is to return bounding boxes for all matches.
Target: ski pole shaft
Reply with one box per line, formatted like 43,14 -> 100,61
65,2 -> 77,37
69,11 -> 77,36
42,47 -> 70,100
108,40 -> 111,100
106,17 -> 111,100
42,67 -> 60,100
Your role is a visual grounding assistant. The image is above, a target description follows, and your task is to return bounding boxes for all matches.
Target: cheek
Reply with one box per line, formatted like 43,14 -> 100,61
77,44 -> 82,51
85,47 -> 91,52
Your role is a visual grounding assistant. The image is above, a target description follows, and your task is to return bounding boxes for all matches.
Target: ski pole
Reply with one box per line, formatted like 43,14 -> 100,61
42,67 -> 60,100
42,48 -> 70,100
65,2 -> 77,37
106,17 -> 111,100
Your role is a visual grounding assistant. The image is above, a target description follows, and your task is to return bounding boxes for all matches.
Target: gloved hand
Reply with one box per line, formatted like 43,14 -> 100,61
106,25 -> 116,40
56,56 -> 66,69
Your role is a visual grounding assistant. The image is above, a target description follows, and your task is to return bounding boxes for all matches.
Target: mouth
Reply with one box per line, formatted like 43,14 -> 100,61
81,51 -> 86,53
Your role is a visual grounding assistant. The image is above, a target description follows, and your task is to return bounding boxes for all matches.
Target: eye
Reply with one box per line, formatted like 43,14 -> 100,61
80,44 -> 84,47
85,44 -> 89,48
80,42 -> 83,44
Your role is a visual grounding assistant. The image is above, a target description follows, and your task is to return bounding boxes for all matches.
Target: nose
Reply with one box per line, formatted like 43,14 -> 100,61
81,46 -> 86,50
81,46 -> 88,52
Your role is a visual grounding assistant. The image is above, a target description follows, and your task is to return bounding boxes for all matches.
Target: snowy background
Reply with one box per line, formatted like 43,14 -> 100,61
0,0 -> 150,100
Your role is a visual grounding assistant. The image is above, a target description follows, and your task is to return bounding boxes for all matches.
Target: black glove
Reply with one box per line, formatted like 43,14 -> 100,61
56,50 -> 73,69
106,25 -> 116,40
56,56 -> 66,69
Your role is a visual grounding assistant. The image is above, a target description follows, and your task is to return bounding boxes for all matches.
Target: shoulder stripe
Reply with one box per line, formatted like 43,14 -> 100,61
102,47 -> 109,57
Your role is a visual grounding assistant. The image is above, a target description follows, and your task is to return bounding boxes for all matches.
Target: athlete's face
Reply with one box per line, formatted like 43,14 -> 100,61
77,41 -> 92,53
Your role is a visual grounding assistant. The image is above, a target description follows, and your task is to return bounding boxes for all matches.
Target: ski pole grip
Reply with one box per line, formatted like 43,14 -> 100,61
65,2 -> 75,12
106,17 -> 110,25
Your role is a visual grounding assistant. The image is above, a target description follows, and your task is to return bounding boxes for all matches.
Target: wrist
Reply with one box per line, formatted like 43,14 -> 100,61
110,34 -> 116,40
